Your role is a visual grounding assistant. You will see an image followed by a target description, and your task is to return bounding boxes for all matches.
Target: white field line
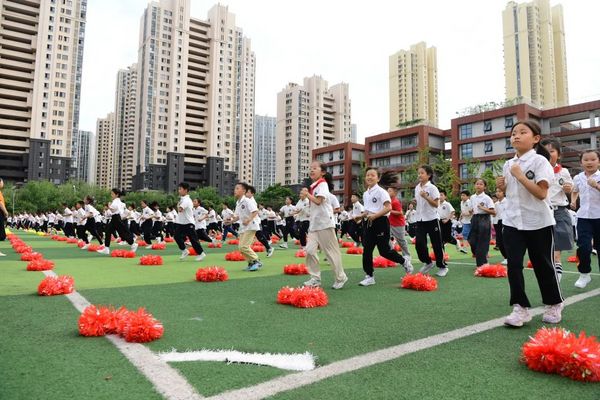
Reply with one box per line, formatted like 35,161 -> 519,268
159,350 -> 316,371
207,288 -> 600,400
446,261 -> 600,276
42,270 -> 203,400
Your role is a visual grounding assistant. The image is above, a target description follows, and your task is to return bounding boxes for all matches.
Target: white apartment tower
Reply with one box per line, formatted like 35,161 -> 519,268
114,64 -> 138,190
71,129 -> 95,183
95,113 -> 115,188
252,115 -> 276,192
0,0 -> 87,183
276,75 -> 351,186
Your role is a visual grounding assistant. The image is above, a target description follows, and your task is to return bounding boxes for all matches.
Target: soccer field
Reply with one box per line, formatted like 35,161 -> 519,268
1,231 -> 598,399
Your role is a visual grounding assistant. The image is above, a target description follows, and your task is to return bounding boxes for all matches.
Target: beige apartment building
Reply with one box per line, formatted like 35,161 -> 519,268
502,0 -> 569,109
113,64 -> 138,190
276,75 -> 351,186
389,42 -> 438,130
95,113 -> 115,188
0,0 -> 87,183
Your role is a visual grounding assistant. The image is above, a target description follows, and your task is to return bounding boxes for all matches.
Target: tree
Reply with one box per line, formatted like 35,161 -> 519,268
461,157 -> 482,194
255,183 -> 294,209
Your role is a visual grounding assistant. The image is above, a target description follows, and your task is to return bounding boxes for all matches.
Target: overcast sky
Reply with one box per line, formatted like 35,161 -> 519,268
79,0 -> 600,141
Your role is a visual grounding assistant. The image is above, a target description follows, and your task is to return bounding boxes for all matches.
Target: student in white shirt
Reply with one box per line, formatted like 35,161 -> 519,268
246,187 -> 274,257
97,189 -> 138,255
496,120 -> 563,327
405,201 -> 417,237
220,203 -> 239,241
357,169 -> 413,286
279,197 -> 297,248
458,190 -> 473,249
83,195 -> 103,245
438,190 -> 466,253
293,191 -> 310,249
349,194 -> 364,246
164,206 -> 175,239
62,203 -> 75,238
302,161 -> 347,289
233,182 -> 263,271
493,188 -> 508,265
75,201 -> 89,245
139,200 -> 155,245
414,165 -> 448,277
193,199 -> 214,243
570,149 -> 600,289
467,179 -> 496,268
206,206 -> 219,236
174,183 -> 206,261
150,201 -> 164,245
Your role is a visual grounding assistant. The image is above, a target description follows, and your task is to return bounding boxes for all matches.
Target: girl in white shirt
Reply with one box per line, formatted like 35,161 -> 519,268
414,165 -> 448,277
570,149 -> 600,289
496,120 -> 563,327
357,169 -> 413,286
467,179 -> 496,268
98,189 -> 137,255
301,161 -> 347,289
493,188 -> 508,265
405,202 -> 417,238
293,192 -> 310,249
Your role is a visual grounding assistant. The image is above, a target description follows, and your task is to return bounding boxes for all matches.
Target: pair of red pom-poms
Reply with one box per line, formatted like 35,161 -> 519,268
38,275 -> 74,295
277,286 -> 328,308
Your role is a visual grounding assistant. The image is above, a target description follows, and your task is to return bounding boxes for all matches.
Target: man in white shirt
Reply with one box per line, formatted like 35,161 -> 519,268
175,183 -> 206,261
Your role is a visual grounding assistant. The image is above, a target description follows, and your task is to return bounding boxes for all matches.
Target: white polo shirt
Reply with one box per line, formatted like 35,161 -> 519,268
141,206 -> 154,223
363,184 -> 391,216
338,210 -> 349,222
221,208 -> 234,225
328,193 -> 341,211
438,200 -> 455,220
109,199 -> 126,218
493,198 -> 507,223
548,165 -> 572,207
235,196 -> 260,233
63,207 -> 74,224
414,181 -> 440,222
470,192 -> 495,215
309,180 -> 336,232
295,198 -> 310,222
280,205 -> 294,218
194,206 -> 208,230
460,199 -> 473,224
502,149 -> 555,230
154,209 -> 163,222
351,201 -> 364,218
207,209 -> 217,224
176,195 -> 195,225
573,170 -> 600,219
76,208 -> 87,225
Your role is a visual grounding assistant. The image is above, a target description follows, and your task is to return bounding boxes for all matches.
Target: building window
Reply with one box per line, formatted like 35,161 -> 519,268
505,138 -> 514,152
505,116 -> 514,129
484,120 -> 492,132
484,141 -> 493,154
459,124 -> 472,140
460,143 -> 473,159
459,164 -> 469,179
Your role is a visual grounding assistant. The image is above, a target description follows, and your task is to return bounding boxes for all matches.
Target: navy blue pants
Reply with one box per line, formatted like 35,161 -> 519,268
576,218 -> 600,274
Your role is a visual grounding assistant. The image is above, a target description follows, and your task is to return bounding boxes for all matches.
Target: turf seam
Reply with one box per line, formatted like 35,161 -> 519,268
206,288 -> 600,400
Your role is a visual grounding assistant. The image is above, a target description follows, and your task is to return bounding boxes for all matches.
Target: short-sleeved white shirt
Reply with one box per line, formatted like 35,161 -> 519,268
309,181 -> 336,232
76,208 -> 87,225
109,199 -> 126,218
470,192 -> 495,215
176,195 -> 195,225
235,196 -> 260,233
280,205 -> 294,218
363,184 -> 391,216
207,209 -> 217,224
573,170 -> 600,219
351,201 -> 365,218
141,206 -> 154,222
493,198 -> 507,223
438,200 -> 455,220
221,208 -> 234,225
414,181 -> 440,222
63,207 -> 74,224
460,200 -> 473,224
502,149 -> 555,230
295,198 -> 310,222
194,206 -> 208,230
328,193 -> 341,211
548,165 -> 573,207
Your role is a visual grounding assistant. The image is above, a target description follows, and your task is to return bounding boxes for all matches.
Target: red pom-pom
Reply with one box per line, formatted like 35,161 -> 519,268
139,255 -> 163,265
188,247 -> 198,256
151,242 -> 166,250
51,235 -> 60,241
474,264 -> 507,278
87,244 -> 104,252
277,287 -> 296,304
456,234 -> 464,240
251,244 -> 266,252
66,238 -> 78,244
347,247 -> 363,254
289,286 -> 329,308
164,237 -> 175,243
295,250 -> 306,258
527,260 -> 533,269
208,242 -> 223,248
401,273 -> 438,291
137,240 -> 148,247
111,249 -> 136,258
14,245 -> 32,254
294,240 -> 301,245
21,252 -> 43,261
490,239 -> 496,246
121,307 -> 164,343
522,327 -> 600,382
283,263 -> 309,275
195,266 -> 229,282
567,255 -> 579,263
271,235 -> 280,243
227,232 -> 234,238
429,252 -> 449,262
341,241 -> 355,248
394,244 -> 401,252
373,256 -> 397,268
227,239 -> 239,245
224,251 -> 245,261
57,236 -> 68,242
77,240 -> 85,248
78,305 -> 111,336
38,275 -> 74,296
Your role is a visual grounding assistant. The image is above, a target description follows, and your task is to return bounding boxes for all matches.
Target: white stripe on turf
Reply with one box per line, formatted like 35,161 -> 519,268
158,350 -> 316,371
207,288 -> 600,400
42,270 -> 203,400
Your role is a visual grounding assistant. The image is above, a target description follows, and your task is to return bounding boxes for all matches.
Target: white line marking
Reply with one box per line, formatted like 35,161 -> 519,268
207,288 -> 600,400
42,270 -> 203,400
159,350 -> 316,371
446,261 -> 600,276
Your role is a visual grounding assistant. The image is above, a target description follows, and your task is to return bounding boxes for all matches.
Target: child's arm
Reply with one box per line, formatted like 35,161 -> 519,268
510,163 -> 548,200
367,201 -> 392,221
570,191 -> 579,210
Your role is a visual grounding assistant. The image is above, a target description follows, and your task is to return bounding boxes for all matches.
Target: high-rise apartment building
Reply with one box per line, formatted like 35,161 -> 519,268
71,129 -> 95,183
252,115 -> 276,192
276,75 -> 351,186
0,0 -> 87,183
95,113 -> 115,188
389,42 -> 438,129
502,0 -> 569,108
114,64 -> 138,190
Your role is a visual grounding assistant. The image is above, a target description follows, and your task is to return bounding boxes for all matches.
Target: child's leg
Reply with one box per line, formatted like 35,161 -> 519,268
415,221 -> 431,264
361,221 -> 377,277
527,226 -> 563,305
428,220 -> 446,269
305,231 -> 321,280
503,225 -> 531,307
238,230 -> 258,263
576,218 -> 593,274
319,228 -> 346,282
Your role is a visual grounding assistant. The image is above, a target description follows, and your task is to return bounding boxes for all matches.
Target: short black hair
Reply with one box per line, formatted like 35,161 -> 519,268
247,185 -> 256,195
111,188 -> 122,197
178,182 -> 190,191
580,149 -> 600,161
235,182 -> 249,192
439,190 -> 447,196
460,190 -> 470,196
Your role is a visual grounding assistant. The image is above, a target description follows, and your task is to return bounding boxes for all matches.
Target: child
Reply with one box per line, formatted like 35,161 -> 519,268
496,120 -> 563,327
140,200 -> 155,245
387,186 -> 411,259
493,188 -> 508,265
405,202 -> 417,238
97,189 -> 138,255
192,199 -> 214,243
542,138 -> 574,282
220,203 -> 239,242
150,201 -> 164,244
415,165 -> 448,277
293,190 -> 310,250
83,196 -> 103,246
438,190 -> 466,253
468,179 -> 496,268
279,197 -> 297,248
174,182 -> 206,261
458,190 -> 472,249
245,186 -> 274,257
302,160 -> 347,289
349,194 -> 364,246
358,169 -> 413,286
232,182 -> 263,271
570,149 -> 600,289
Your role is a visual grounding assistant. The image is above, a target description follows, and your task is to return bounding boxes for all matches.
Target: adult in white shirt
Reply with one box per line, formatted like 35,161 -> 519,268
97,189 -> 137,255
175,183 -> 206,261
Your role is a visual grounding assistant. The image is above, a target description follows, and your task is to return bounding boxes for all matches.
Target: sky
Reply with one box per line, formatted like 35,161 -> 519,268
79,0 -> 600,141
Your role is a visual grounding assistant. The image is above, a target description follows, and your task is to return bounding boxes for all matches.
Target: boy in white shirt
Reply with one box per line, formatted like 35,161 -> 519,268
175,183 -> 206,261
233,183 -> 263,271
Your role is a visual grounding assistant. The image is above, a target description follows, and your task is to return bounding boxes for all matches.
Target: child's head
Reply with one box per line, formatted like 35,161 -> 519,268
541,137 -> 562,165
418,165 -> 434,184
150,201 -> 159,210
75,201 -> 84,209
309,160 -> 326,181
496,187 -> 505,199
408,201 -> 415,210
285,196 -> 292,205
351,194 -> 359,203
580,149 -> 600,173
387,186 -> 398,198
460,190 -> 470,201
366,167 -> 400,189
111,188 -> 122,198
84,195 -> 94,205
510,120 -> 550,160
178,182 -> 190,196
234,182 -> 248,198
141,200 -> 147,207
474,178 -> 486,194
439,190 -> 447,201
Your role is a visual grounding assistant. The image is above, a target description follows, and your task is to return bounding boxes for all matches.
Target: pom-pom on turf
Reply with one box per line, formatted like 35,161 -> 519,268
188,247 -> 198,256
474,264 -> 507,278
151,242 -> 166,250
164,237 -> 175,243
271,236 -> 280,243
195,266 -> 229,282
225,251 -> 245,261
21,252 -> 44,261
139,255 -> 163,265
227,239 -> 239,245
521,327 -> 600,382
14,245 -> 32,254
26,259 -> 55,271
341,241 -> 355,248
78,305 -> 110,337
373,256 -> 397,268
401,273 -> 438,291
137,240 -> 148,247
87,244 -> 104,252
295,240 -> 301,245
77,240 -> 85,248
37,275 -> 74,296
527,260 -> 533,269
66,238 -> 78,244
110,249 -> 136,258
277,286 -> 296,305
489,239 -> 496,246
57,236 -> 68,242
295,250 -> 306,258
411,237 -> 417,244
567,255 -> 579,263
393,244 -> 401,252
289,286 -> 329,308
251,244 -> 266,252
429,252 -> 449,262
347,247 -> 363,255
208,242 -> 223,248
283,263 -> 309,275
121,307 -> 164,343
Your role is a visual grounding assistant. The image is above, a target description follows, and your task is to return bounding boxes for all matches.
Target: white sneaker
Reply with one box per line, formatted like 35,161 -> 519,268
195,252 -> 206,262
87,235 -> 93,242
303,277 -> 321,287
266,247 -> 274,257
180,249 -> 189,260
436,267 -> 449,277
157,237 -> 162,243
279,242 -> 288,249
456,245 -> 467,254
419,262 -> 435,274
501,259 -> 508,265
592,249 -> 597,256
118,241 -> 128,246
359,275 -> 375,286
542,303 -> 564,324
97,247 -> 110,255
402,256 -> 414,274
145,244 -> 153,249
81,244 -> 89,250
504,304 -> 532,327
0,252 -> 6,257
131,243 -> 138,253
574,273 -> 592,289
332,276 -> 349,290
